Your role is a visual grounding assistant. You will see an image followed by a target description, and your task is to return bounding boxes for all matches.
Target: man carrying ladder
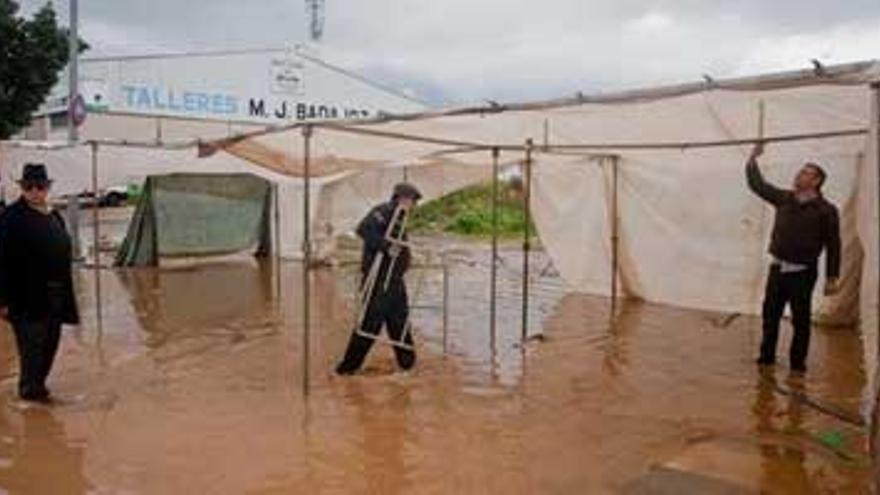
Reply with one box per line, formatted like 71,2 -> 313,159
335,182 -> 422,375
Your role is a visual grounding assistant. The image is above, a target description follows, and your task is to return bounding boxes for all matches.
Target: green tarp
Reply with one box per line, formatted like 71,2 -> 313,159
115,173 -> 272,267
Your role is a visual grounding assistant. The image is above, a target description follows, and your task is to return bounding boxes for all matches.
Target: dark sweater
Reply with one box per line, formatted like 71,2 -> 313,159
746,159 -> 841,278
356,201 -> 411,283
0,200 -> 79,323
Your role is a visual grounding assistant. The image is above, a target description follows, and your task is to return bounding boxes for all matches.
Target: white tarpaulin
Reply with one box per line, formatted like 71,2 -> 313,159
2,61 -> 879,422
0,128 -> 487,260
195,60 -> 880,419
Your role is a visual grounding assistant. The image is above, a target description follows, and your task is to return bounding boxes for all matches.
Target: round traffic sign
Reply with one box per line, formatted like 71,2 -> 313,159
70,93 -> 87,127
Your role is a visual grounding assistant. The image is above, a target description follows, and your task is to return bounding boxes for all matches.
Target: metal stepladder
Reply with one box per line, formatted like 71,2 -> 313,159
353,204 -> 416,351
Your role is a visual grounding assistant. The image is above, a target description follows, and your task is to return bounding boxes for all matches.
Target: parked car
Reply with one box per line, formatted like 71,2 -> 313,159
55,186 -> 130,209
99,186 -> 129,207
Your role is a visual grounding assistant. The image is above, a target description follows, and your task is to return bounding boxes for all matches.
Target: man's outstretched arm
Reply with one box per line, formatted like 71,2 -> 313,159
745,141 -> 787,206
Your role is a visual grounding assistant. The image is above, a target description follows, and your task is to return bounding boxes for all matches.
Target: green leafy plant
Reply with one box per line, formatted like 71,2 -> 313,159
0,1 -> 88,139
409,181 -> 535,238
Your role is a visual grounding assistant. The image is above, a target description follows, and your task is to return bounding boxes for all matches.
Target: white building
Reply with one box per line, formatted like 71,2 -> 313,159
21,45 -> 428,142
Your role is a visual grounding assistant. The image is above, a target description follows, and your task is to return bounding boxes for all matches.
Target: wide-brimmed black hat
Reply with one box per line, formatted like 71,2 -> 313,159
17,163 -> 52,185
392,182 -> 422,201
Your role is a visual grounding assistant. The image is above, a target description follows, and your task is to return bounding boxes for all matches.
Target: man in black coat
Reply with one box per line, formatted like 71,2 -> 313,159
0,164 -> 79,402
746,142 -> 841,374
336,182 -> 422,375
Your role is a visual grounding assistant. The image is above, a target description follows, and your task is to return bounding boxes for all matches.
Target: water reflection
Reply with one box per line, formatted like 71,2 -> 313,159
0,406 -> 92,494
0,249 -> 870,493
602,299 -> 638,378
344,381 -> 412,495
753,371 -> 811,493
115,259 -> 277,354
0,323 -> 17,384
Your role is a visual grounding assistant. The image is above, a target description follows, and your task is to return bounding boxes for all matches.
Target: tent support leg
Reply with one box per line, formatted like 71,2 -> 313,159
870,81 -> 880,493
274,182 -> 282,301
442,263 -> 449,355
490,147 -> 500,352
302,124 -> 313,398
521,139 -> 534,343
611,156 -> 620,313
90,142 -> 103,339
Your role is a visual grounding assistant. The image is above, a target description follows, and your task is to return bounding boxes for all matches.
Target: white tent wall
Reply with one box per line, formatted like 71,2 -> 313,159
192,66 -> 879,378
0,143 -> 280,197
0,142 -> 322,260
528,84 -> 877,422
0,137 -> 489,261
532,141 -> 864,320
857,85 -> 880,435
527,84 -> 868,310
3,62 -> 879,431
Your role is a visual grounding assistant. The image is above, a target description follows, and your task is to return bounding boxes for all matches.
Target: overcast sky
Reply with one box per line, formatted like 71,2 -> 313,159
18,0 -> 880,105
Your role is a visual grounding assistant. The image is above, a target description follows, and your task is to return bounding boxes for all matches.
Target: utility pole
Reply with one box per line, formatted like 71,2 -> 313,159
68,0 -> 79,143
67,0 -> 82,259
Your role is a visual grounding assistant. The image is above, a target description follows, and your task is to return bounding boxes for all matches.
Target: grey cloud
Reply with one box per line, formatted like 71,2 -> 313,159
16,0 -> 880,105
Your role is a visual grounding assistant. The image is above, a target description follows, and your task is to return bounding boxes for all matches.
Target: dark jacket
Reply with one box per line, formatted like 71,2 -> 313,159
356,201 -> 411,283
746,159 -> 841,278
0,200 -> 79,324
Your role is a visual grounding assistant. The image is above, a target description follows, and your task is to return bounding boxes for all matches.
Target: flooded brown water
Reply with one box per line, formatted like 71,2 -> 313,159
0,241 -> 874,494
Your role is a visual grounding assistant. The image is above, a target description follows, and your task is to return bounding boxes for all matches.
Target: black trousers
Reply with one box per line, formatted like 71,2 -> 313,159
11,317 -> 62,399
759,264 -> 818,370
336,279 -> 415,374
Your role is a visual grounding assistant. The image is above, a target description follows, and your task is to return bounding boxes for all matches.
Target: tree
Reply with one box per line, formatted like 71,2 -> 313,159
0,1 -> 87,139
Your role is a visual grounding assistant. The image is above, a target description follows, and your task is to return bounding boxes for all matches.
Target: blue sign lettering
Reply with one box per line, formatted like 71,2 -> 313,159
119,85 -> 374,121
120,85 -> 239,116
183,92 -> 197,112
122,86 -> 137,107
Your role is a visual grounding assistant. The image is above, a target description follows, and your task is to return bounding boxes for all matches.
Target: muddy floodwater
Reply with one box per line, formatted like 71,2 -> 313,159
0,239 -> 875,493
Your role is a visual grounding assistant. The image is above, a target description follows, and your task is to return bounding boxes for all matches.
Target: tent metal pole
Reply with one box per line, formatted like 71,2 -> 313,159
871,81 -> 880,491
301,124 -> 313,398
521,139 -> 534,343
758,100 -> 766,139
611,156 -> 620,312
90,142 -> 103,338
90,142 -> 100,266
69,191 -> 81,261
274,182 -> 281,301
442,263 -> 449,355
490,147 -> 500,351
543,120 -> 550,150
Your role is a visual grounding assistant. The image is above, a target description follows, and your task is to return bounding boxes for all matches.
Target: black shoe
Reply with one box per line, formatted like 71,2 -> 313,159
335,363 -> 357,376
19,388 -> 51,403
790,364 -> 807,374
756,357 -> 776,366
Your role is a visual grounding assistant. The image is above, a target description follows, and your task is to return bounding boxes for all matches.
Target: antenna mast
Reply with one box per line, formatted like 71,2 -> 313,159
305,0 -> 325,43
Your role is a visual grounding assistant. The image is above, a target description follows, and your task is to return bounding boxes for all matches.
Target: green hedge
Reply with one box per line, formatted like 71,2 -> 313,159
409,181 -> 534,238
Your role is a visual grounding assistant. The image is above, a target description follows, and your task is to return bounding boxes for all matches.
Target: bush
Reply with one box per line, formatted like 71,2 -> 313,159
409,181 -> 535,238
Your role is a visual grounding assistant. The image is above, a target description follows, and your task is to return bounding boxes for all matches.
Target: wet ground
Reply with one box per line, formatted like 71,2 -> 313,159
0,237 -> 875,493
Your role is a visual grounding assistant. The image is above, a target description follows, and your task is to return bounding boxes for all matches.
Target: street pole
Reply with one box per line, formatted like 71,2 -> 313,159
68,0 -> 78,143
301,124 -> 313,398
67,0 -> 81,260
870,81 -> 880,495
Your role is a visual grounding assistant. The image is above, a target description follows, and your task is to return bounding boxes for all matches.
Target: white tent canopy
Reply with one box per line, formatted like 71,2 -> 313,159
0,120 -> 489,260
195,60 -> 880,423
2,60 -> 879,427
